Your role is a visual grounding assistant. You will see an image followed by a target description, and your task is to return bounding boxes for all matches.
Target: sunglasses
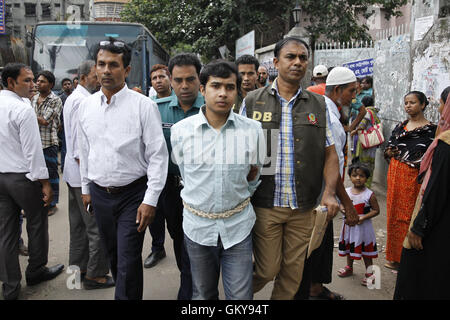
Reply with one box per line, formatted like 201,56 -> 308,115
99,40 -> 126,48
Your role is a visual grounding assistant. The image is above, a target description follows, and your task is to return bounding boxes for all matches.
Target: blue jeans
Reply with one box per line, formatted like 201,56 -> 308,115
184,233 -> 253,300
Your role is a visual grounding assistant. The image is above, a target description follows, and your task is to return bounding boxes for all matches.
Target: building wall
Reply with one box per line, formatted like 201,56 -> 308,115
4,0 -> 90,38
93,0 -> 130,21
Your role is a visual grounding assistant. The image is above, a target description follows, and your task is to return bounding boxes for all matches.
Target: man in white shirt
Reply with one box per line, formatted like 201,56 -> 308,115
63,60 -> 113,290
77,39 -> 168,300
296,67 -> 359,300
0,63 -> 64,300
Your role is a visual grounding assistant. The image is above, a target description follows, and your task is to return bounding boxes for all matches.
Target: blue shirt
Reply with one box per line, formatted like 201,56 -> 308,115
171,107 -> 265,249
156,92 -> 203,175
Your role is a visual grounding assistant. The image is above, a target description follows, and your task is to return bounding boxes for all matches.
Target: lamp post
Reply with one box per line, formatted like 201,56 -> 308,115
292,1 -> 301,27
285,0 -> 312,88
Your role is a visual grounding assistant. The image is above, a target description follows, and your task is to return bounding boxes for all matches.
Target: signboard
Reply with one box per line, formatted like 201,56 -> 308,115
235,30 -> 255,59
343,58 -> 374,78
414,15 -> 434,41
0,0 -> 5,35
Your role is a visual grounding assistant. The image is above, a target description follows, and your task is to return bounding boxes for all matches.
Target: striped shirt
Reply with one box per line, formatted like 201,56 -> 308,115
32,92 -> 63,149
241,79 -> 334,209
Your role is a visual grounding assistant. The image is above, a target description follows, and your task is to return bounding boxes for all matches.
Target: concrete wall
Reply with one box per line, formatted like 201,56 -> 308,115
372,33 -> 412,187
314,47 -> 375,70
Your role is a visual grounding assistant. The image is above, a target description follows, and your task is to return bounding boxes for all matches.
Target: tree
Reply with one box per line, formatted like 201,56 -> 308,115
121,0 -> 407,60
299,0 -> 407,45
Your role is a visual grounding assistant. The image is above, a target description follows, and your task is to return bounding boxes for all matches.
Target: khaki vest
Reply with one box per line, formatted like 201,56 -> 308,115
245,85 -> 327,211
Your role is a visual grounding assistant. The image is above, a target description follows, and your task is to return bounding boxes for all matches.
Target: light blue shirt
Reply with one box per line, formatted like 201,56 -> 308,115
171,106 -> 265,249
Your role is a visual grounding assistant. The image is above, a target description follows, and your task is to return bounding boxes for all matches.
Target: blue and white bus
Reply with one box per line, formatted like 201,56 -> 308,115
30,21 -> 170,95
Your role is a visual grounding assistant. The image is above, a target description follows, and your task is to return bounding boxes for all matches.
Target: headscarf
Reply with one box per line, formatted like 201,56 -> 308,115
418,96 -> 450,195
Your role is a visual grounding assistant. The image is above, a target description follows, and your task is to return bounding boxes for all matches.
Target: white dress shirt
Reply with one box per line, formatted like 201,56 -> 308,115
63,84 -> 91,187
77,84 -> 168,206
324,96 -> 346,176
0,90 -> 49,181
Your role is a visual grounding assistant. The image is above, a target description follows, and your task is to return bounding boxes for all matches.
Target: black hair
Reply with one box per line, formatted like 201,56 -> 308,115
405,90 -> 429,110
235,54 -> 259,71
37,70 -> 56,87
199,60 -> 242,89
440,86 -> 450,103
168,53 -> 202,76
348,162 -> 371,179
61,78 -> 72,86
94,37 -> 132,68
274,37 -> 310,59
1,63 -> 30,88
361,95 -> 374,107
356,77 -> 362,83
362,76 -> 373,87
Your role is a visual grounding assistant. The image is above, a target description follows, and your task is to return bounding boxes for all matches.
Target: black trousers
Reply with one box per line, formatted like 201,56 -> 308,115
0,173 -> 49,299
154,174 -> 192,300
295,220 -> 334,299
90,178 -> 147,300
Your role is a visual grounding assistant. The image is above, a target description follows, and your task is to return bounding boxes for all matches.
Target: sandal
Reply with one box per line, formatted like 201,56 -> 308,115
309,286 -> 345,300
361,273 -> 374,286
337,265 -> 353,277
384,261 -> 399,271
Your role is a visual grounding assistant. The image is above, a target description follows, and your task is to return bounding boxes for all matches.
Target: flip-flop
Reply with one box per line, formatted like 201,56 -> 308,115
337,265 -> 353,277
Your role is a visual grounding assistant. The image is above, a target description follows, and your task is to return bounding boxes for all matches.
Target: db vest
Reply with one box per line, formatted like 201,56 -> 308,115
244,86 -> 327,212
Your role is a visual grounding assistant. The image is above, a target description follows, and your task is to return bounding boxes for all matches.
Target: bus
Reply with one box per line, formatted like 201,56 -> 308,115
30,21 -> 170,95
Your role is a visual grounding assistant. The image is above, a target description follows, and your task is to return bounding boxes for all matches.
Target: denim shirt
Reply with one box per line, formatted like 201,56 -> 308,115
171,106 -> 265,249
157,92 -> 203,176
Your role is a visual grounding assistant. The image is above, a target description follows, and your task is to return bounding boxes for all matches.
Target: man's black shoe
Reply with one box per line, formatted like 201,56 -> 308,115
83,275 -> 115,290
26,264 -> 64,286
144,249 -> 166,268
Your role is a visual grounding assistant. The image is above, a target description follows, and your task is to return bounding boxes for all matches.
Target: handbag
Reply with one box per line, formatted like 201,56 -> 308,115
357,109 -> 385,149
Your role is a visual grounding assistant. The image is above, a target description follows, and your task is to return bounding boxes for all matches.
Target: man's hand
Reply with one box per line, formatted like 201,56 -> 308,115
37,117 -> 49,126
343,203 -> 359,226
407,231 -> 423,250
81,194 -> 91,211
40,180 -> 53,207
136,204 -> 156,233
247,165 -> 258,182
321,192 -> 340,222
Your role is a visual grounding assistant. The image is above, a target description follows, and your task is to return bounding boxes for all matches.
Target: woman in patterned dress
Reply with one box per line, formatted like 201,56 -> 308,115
384,91 -> 436,271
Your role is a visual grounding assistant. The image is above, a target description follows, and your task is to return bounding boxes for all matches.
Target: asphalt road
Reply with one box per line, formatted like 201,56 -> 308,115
4,172 -> 397,301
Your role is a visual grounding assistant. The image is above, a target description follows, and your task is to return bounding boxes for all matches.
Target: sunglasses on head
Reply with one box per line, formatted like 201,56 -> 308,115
99,40 -> 126,48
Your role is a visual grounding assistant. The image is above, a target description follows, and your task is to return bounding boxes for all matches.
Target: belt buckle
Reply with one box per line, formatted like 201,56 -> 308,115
105,187 -> 117,194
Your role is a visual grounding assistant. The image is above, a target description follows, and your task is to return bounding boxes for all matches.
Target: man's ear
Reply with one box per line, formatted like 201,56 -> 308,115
7,77 -> 16,90
200,84 -> 206,96
124,65 -> 131,78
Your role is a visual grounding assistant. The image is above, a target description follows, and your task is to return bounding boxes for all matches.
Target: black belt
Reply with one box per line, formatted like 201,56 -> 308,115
94,176 -> 147,194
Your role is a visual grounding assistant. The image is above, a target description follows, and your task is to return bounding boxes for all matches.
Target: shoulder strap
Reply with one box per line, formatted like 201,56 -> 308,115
366,108 -> 375,125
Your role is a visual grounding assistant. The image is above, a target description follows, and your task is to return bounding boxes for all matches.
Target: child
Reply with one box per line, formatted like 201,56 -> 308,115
337,163 -> 380,286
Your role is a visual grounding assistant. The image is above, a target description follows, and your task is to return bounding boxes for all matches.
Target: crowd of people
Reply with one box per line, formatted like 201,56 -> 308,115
0,35 -> 449,301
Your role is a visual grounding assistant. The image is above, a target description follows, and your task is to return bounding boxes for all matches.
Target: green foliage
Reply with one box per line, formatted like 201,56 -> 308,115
121,0 -> 407,60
